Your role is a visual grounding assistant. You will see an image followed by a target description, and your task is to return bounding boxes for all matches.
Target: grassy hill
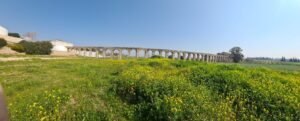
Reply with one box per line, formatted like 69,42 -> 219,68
0,58 -> 299,120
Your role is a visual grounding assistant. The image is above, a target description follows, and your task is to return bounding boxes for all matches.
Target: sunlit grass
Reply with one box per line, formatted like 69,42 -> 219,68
237,62 -> 300,72
0,58 -> 299,120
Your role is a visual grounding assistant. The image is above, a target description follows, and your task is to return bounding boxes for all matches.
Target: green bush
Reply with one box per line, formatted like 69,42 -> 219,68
151,55 -> 163,58
0,38 -> 7,48
148,61 -> 162,67
8,33 -> 21,38
19,40 -> 53,55
8,44 -> 25,53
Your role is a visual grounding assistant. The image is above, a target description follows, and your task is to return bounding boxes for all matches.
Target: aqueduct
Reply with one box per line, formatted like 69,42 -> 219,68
67,47 -> 231,62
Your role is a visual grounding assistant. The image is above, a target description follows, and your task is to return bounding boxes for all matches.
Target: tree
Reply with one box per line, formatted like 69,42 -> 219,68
229,47 -> 244,63
19,40 -> 53,55
281,57 -> 286,62
8,33 -> 21,38
217,52 -> 231,56
0,38 -> 7,48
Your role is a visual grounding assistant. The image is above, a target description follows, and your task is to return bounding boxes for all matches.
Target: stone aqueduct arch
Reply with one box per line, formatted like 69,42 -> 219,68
67,47 -> 232,62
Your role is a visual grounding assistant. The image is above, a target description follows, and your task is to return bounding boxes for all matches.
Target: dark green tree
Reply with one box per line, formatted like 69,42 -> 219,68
281,57 -> 286,62
0,38 -> 7,48
217,52 -> 231,56
19,40 -> 53,55
8,33 -> 21,38
229,47 -> 244,63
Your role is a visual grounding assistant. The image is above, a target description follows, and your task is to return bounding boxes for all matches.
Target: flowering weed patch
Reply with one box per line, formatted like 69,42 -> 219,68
112,59 -> 300,120
0,58 -> 299,120
8,89 -> 69,120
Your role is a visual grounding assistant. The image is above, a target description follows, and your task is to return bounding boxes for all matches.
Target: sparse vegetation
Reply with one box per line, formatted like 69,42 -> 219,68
7,44 -> 25,53
0,58 -> 299,120
0,38 -> 7,48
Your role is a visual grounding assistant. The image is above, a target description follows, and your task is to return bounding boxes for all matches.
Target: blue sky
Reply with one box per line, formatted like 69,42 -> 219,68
1,0 -> 300,58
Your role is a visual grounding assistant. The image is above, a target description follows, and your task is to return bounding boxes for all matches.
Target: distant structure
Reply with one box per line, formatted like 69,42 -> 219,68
1,25 -> 229,61
0,25 -> 23,43
0,26 -> 8,36
23,32 -> 37,41
0,25 -> 74,54
67,46 -> 232,62
50,40 -> 74,52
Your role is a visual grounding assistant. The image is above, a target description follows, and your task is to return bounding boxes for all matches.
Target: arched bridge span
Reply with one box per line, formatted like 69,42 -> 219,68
67,46 -> 231,62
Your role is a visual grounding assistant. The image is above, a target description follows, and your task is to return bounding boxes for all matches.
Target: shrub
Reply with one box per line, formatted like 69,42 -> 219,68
8,44 -> 25,53
150,55 -> 163,58
8,33 -> 21,38
148,61 -> 162,67
180,56 -> 185,60
0,38 -> 7,48
19,40 -> 53,55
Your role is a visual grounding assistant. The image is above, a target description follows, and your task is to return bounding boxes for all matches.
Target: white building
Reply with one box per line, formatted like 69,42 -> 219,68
0,26 -> 23,43
50,40 -> 74,52
1,25 -> 74,54
0,26 -> 8,36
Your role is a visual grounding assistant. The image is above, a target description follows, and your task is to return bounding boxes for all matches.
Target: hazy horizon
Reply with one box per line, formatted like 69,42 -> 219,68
1,0 -> 300,58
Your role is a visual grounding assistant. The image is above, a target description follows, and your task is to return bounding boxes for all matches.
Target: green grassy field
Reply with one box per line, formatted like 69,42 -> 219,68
0,58 -> 299,120
237,62 -> 300,72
